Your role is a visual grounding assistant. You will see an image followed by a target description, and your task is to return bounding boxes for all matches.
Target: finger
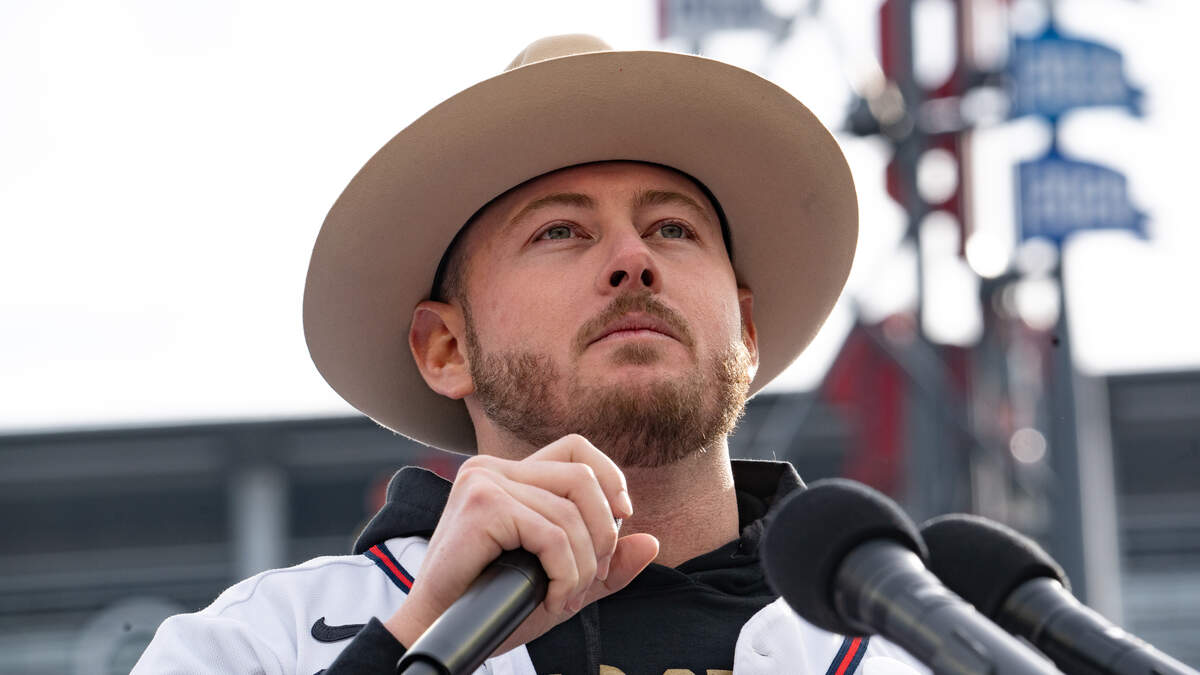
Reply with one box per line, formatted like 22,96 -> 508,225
580,533 -> 660,606
527,434 -> 633,518
452,476 -> 582,613
494,475 -> 597,603
497,498 -> 583,614
473,456 -> 620,564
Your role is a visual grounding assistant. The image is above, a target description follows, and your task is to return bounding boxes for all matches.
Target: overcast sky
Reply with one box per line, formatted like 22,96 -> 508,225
1,0 -> 1196,433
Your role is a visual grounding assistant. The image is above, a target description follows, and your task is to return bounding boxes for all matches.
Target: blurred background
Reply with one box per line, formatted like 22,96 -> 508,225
2,0 -> 1198,672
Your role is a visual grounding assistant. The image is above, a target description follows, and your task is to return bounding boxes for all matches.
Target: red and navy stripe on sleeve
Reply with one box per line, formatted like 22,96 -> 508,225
363,543 -> 415,592
824,636 -> 870,675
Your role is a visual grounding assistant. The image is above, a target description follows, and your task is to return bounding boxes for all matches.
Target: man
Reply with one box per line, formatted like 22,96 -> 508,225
134,35 -> 921,674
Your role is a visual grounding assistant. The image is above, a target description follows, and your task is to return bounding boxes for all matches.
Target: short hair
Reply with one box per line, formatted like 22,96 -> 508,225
429,204 -> 480,304
429,162 -> 733,303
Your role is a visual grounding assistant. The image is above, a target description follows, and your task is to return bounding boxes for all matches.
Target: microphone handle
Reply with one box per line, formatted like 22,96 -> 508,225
397,549 -> 549,675
835,541 -> 1062,675
399,664 -> 441,675
1002,578 -> 1197,675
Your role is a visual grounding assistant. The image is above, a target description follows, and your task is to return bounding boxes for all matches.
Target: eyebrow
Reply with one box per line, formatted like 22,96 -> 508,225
507,189 -> 715,230
632,189 -> 715,225
507,192 -> 596,229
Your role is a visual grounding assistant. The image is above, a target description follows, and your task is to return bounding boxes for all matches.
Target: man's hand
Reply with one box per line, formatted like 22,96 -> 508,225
383,434 -> 660,655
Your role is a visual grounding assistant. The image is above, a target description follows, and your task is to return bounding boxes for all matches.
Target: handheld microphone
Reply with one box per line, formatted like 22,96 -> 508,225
760,479 -> 1061,675
396,549 -> 549,675
921,514 -> 1197,675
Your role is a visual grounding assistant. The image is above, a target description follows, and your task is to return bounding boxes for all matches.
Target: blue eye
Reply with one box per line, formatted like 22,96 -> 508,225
541,224 -> 574,240
656,221 -> 689,239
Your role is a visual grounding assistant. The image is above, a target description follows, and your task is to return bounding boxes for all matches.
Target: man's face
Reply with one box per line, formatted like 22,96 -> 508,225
456,161 -> 758,467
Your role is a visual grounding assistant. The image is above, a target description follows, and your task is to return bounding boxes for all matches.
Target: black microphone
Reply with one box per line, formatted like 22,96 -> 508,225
921,514 -> 1197,675
760,478 -> 1061,675
396,548 -> 549,675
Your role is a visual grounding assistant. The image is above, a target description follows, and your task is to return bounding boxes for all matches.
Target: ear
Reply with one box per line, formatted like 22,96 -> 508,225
409,300 -> 474,400
737,287 -> 760,374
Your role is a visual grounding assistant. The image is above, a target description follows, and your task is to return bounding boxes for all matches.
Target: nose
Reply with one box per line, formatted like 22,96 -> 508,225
597,230 -> 662,294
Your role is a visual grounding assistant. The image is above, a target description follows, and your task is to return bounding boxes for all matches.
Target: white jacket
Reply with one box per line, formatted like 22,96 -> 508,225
134,535 -> 928,675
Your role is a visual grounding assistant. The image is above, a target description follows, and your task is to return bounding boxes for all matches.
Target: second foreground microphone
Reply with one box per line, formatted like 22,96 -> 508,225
761,479 -> 1061,675
395,549 -> 549,675
922,514 -> 1196,675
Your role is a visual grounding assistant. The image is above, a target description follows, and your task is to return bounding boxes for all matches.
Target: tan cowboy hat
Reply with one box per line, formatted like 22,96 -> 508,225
304,34 -> 857,454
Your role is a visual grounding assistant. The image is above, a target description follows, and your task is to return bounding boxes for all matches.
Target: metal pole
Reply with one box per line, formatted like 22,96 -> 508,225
231,462 -> 288,579
1044,264 -> 1088,602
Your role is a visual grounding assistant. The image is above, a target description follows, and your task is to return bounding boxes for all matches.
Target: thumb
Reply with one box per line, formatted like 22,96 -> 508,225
585,533 -> 659,602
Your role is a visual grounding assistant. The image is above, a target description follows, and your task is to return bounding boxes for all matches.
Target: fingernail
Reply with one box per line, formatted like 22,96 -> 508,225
569,595 -> 585,613
616,490 -> 633,518
597,554 -> 612,581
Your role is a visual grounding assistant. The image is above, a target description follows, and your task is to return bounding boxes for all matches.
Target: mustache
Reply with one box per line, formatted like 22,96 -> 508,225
573,291 -> 695,354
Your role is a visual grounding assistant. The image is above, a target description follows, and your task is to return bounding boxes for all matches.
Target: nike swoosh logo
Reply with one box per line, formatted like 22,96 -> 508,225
311,617 -> 365,643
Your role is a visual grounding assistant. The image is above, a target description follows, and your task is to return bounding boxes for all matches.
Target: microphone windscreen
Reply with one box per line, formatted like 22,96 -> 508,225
920,514 -> 1070,619
760,478 -> 928,635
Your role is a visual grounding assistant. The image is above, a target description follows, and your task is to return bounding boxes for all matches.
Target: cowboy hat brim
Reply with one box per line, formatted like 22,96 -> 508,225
303,44 -> 857,454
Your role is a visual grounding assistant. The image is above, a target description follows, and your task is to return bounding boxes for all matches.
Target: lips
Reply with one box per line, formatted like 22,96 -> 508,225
572,293 -> 696,355
589,312 -> 681,346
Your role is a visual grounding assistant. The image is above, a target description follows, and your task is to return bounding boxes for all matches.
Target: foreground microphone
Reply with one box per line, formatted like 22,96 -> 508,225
921,514 -> 1197,675
396,549 -> 549,675
761,479 -> 1060,675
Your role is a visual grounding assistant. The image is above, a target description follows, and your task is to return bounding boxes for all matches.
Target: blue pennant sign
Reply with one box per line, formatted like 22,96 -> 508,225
1010,26 -> 1143,120
1017,152 -> 1147,245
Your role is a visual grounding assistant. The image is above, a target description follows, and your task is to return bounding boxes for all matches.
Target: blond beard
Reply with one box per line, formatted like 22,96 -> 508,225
464,301 -> 753,468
